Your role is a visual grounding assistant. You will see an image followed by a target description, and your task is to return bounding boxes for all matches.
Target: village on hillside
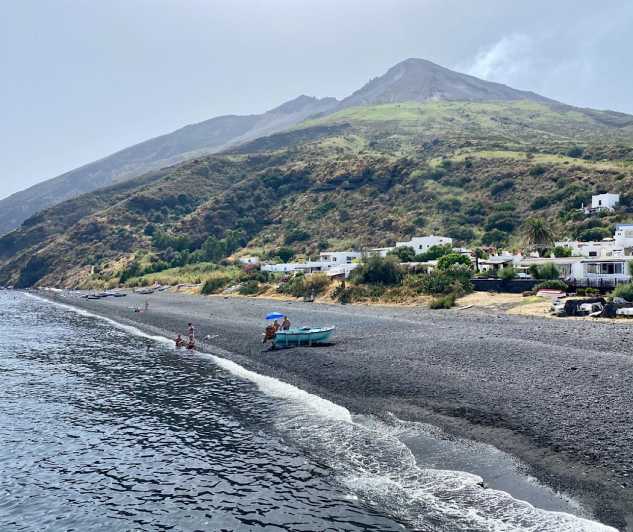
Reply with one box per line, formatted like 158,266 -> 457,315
230,192 -> 633,318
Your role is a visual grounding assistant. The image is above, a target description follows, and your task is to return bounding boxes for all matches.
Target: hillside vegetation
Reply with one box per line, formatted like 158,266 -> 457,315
2,99 -> 633,288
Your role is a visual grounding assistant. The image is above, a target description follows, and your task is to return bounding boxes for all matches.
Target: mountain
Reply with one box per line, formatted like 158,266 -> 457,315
339,58 -> 554,108
3,94 -> 633,288
3,58 -> 633,288
0,95 -> 339,236
0,58 -> 565,237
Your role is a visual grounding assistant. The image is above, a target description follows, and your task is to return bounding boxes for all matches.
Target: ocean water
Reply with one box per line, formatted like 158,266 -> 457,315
0,292 -> 616,531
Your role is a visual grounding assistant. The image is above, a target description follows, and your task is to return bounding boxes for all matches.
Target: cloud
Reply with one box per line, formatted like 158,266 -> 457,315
461,34 -> 535,84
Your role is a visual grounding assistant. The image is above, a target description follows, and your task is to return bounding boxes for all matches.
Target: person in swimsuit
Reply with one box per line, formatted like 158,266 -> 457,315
281,316 -> 291,330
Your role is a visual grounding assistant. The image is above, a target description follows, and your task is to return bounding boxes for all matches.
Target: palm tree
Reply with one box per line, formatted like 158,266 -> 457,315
522,218 -> 555,256
473,248 -> 487,272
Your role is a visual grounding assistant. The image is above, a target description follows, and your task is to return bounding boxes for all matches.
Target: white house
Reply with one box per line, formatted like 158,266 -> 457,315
478,253 -> 523,273
554,239 -> 619,258
395,235 -> 452,254
261,261 -> 323,274
319,251 -> 362,265
521,256 -> 632,287
368,247 -> 395,257
582,193 -> 620,213
555,224 -> 633,259
615,224 -> 633,253
261,251 -> 362,278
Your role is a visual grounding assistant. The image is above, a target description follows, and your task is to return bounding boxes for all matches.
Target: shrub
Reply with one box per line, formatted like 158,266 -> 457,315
611,283 -> 633,302
585,287 -> 600,296
351,256 -> 403,285
566,146 -> 584,158
429,292 -> 457,309
447,226 -> 475,242
333,285 -> 384,304
412,265 -> 472,295
577,227 -> 610,242
528,263 -> 560,280
535,280 -> 568,291
530,196 -> 550,210
553,246 -> 572,257
278,274 -> 306,298
528,164 -> 546,176
201,275 -> 230,295
388,246 -> 416,262
238,280 -> 263,295
415,244 -> 453,261
284,229 -> 310,244
485,212 -> 519,232
490,179 -> 515,196
437,197 -> 462,213
275,247 -> 295,262
437,253 -> 472,270
498,266 -> 517,281
303,273 -> 331,296
481,229 -> 509,246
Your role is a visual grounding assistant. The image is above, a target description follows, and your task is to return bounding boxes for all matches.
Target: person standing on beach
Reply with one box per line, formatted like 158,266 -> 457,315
188,323 -> 195,341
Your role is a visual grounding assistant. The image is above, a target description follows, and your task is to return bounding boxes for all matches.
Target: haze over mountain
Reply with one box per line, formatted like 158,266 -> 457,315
0,58 -> 568,236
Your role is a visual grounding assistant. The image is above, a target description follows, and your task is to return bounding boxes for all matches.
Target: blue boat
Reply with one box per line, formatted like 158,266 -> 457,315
273,326 -> 335,347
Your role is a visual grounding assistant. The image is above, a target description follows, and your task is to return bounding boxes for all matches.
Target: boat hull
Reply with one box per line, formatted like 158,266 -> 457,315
273,327 -> 334,346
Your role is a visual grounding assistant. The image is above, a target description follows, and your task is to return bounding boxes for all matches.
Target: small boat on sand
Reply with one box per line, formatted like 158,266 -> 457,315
273,326 -> 335,347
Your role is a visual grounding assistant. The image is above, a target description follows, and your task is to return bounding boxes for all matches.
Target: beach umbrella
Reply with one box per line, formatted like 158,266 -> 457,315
265,312 -> 286,320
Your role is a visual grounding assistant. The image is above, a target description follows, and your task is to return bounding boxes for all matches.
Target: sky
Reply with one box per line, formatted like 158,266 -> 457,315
1,0 -> 632,199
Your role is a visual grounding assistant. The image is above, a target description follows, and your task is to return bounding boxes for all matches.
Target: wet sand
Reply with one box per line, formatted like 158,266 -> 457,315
40,290 -> 633,530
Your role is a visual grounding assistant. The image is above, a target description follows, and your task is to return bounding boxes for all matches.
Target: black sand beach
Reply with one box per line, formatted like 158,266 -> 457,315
40,290 -> 633,530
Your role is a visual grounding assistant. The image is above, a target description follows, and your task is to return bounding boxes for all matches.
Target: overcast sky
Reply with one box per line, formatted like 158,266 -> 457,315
1,0 -> 632,199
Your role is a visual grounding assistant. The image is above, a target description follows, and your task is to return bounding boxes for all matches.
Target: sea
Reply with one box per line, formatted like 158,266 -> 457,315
0,291 -> 616,531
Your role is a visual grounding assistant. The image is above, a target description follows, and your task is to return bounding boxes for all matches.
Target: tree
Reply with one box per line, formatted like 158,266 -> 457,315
351,256 -> 402,285
275,247 -> 295,263
388,246 -> 416,262
473,248 -> 487,272
553,246 -> 572,258
415,244 -> 453,262
522,218 -> 554,255
498,266 -> 517,281
437,253 -> 472,271
201,236 -> 226,262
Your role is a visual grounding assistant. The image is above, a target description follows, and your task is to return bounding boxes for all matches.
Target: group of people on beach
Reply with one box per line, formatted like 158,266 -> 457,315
175,322 -> 196,350
262,316 -> 291,344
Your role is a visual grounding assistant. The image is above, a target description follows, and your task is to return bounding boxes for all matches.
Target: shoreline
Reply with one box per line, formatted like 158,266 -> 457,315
36,289 -> 633,530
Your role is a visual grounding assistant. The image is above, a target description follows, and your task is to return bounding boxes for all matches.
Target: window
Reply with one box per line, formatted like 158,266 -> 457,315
589,251 -> 597,257
586,263 -> 623,275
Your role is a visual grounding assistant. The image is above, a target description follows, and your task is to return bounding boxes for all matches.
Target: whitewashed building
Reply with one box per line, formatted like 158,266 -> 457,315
319,251 -> 362,265
555,224 -> 633,258
368,247 -> 395,257
521,256 -> 632,287
582,193 -> 620,214
395,235 -> 452,254
261,251 -> 361,278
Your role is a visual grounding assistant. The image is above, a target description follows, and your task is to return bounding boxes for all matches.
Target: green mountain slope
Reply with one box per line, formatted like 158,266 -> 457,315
0,56 -> 589,238
0,95 -> 338,237
2,99 -> 633,288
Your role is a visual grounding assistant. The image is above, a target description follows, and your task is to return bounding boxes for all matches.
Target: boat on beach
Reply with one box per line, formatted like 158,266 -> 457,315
273,326 -> 335,347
